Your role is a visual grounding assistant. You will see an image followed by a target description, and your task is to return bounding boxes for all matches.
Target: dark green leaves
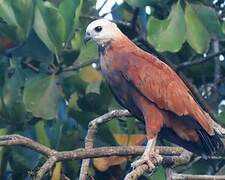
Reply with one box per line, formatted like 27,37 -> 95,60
0,0 -> 34,42
125,0 -> 153,7
147,1 -> 185,52
34,1 -> 65,53
147,1 -> 224,54
34,0 -> 83,54
23,75 -> 62,120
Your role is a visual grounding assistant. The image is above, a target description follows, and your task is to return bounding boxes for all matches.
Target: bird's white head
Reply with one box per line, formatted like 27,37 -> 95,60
84,19 -> 122,46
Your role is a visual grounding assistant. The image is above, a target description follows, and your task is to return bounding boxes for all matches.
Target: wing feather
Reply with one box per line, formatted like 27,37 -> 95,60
119,49 -> 214,135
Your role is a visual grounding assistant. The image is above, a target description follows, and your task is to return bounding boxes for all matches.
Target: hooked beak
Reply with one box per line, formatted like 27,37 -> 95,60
84,32 -> 91,45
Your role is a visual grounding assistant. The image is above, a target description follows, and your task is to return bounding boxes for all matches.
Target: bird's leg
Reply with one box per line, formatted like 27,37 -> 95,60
131,136 -> 162,169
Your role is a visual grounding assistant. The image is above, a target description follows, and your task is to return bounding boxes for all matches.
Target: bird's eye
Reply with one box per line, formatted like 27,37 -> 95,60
94,26 -> 102,32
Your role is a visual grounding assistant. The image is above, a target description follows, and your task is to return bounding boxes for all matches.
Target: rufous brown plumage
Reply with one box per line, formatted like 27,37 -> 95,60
85,19 -> 224,169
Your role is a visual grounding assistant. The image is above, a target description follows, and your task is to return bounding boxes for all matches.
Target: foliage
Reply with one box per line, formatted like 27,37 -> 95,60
0,0 -> 224,179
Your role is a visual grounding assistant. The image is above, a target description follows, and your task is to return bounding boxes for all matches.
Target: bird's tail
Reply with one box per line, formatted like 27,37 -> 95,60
197,129 -> 224,157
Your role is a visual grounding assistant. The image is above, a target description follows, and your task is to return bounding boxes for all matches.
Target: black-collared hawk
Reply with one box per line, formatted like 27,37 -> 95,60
84,19 -> 224,169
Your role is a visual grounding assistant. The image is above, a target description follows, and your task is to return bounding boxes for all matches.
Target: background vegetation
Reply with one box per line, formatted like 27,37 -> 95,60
0,0 -> 225,179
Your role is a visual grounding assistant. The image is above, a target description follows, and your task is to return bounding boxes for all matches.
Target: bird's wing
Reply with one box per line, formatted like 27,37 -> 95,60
119,49 -> 214,135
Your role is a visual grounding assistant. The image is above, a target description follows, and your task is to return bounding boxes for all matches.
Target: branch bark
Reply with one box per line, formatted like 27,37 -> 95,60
167,168 -> 225,180
0,111 -> 224,180
79,110 -> 131,180
176,48 -> 225,70
0,134 -> 185,180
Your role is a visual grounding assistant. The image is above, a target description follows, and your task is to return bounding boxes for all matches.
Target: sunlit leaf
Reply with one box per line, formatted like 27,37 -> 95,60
93,156 -> 128,172
113,134 -> 146,145
80,66 -> 102,83
23,75 -> 62,120
93,134 -> 145,171
51,162 -> 62,180
185,3 -> 210,54
68,92 -> 81,111
35,121 -> 50,147
147,1 -> 186,52
0,128 -> 8,175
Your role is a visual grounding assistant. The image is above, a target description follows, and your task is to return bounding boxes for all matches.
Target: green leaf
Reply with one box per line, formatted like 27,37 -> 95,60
59,0 -> 83,41
222,21 -> 225,34
147,1 -> 186,52
125,0 -> 169,7
0,23 -> 19,51
191,4 -> 224,39
11,31 -> 53,63
0,128 -> 8,177
10,0 -> 34,39
75,41 -> 98,64
0,0 -> 34,41
23,75 -> 62,120
125,0 -> 153,7
185,3 -> 210,54
44,2 -> 66,49
35,121 -> 50,147
2,59 -> 26,123
0,0 -> 17,27
34,0 -> 66,53
85,81 -> 102,94
33,1 -> 56,53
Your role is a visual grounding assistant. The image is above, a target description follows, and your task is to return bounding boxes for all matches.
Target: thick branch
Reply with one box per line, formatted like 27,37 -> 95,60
124,150 -> 192,180
167,168 -> 225,180
0,134 -> 56,157
0,134 -> 185,179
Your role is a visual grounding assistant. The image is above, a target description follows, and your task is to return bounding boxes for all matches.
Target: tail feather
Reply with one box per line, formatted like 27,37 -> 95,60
197,129 -> 224,156
160,128 -> 224,157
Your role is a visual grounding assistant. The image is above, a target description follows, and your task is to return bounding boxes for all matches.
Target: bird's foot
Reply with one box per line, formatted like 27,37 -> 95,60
131,149 -> 162,170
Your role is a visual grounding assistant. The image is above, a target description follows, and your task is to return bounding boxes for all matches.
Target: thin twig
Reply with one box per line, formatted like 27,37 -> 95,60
62,59 -> 98,72
176,48 -> 225,70
22,60 -> 40,73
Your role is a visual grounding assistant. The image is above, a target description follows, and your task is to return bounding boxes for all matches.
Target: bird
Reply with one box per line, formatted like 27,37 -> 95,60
84,19 -> 224,170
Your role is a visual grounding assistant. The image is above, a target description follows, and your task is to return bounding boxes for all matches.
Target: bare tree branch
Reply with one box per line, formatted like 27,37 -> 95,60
176,48 -> 225,70
0,134 -> 56,156
0,134 -> 186,180
124,150 -> 193,180
0,111 -> 224,180
167,168 -> 225,180
79,109 -> 131,180
61,59 -> 99,73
